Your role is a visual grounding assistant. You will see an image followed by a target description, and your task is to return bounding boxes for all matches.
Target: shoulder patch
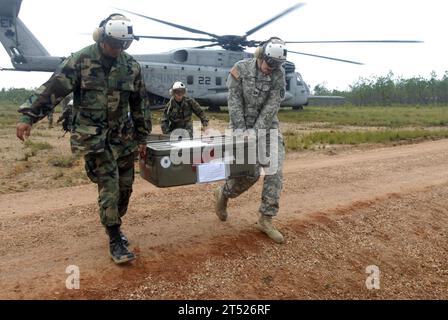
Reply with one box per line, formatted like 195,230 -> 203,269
230,67 -> 240,80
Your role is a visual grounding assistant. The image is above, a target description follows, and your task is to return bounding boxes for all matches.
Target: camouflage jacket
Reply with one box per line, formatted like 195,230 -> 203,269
161,97 -> 208,134
18,43 -> 151,154
56,94 -> 73,132
227,58 -> 286,131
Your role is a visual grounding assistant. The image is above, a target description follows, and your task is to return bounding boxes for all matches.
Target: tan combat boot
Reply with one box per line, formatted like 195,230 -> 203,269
256,215 -> 285,244
214,186 -> 228,221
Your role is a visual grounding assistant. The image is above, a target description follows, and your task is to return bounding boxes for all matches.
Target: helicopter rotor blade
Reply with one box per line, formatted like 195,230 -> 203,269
285,40 -> 424,44
245,2 -> 305,37
194,43 -> 222,49
114,7 -> 220,38
243,40 -> 263,48
135,35 -> 215,42
288,50 -> 364,65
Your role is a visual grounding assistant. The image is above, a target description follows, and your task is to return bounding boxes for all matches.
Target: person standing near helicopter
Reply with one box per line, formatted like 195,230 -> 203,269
214,38 -> 287,244
161,81 -> 209,138
15,14 -> 150,265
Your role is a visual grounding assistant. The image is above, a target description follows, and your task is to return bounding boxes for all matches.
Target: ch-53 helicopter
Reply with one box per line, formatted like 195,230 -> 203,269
0,0 -> 421,111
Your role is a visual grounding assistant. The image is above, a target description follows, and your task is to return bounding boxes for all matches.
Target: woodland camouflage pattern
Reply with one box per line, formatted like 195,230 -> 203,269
161,97 -> 209,136
57,94 -> 73,132
18,43 -> 151,227
223,57 -> 286,217
18,43 -> 150,156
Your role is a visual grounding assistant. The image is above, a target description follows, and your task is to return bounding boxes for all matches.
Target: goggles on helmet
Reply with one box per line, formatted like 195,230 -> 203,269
264,56 -> 284,69
105,37 -> 133,50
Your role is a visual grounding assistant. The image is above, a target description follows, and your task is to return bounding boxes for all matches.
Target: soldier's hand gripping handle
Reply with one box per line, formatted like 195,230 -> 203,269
138,144 -> 147,159
16,123 -> 32,141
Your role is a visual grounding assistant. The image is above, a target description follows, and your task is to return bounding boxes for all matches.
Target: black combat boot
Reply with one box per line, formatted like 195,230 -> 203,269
105,226 -> 129,247
106,225 -> 135,264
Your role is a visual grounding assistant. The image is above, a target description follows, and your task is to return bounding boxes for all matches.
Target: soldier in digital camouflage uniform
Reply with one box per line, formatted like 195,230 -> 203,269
16,14 -> 151,264
161,81 -> 209,138
214,38 -> 287,244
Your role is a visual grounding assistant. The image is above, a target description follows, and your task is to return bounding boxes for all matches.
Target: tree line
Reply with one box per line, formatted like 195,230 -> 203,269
3,71 -> 448,107
313,71 -> 448,106
0,88 -> 34,104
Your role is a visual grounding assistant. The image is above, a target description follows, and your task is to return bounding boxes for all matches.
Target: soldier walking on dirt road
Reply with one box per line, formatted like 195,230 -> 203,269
214,38 -> 287,244
16,14 -> 151,264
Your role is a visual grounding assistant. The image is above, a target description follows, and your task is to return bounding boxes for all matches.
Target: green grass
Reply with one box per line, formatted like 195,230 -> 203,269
4,102 -> 448,129
207,105 -> 448,128
284,129 -> 448,151
24,139 -> 53,153
4,103 -> 448,153
48,154 -> 79,168
277,105 -> 448,127
0,103 -> 20,126
0,102 -> 63,127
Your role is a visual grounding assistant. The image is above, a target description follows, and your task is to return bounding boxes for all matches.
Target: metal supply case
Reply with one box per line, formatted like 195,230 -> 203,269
140,135 -> 256,188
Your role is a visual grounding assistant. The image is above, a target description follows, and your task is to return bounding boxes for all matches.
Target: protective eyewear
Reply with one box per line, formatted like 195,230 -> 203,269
173,89 -> 186,95
264,57 -> 283,69
105,38 -> 133,50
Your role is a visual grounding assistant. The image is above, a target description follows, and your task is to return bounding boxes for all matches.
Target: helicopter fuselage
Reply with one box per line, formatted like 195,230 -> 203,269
0,0 -> 311,110
134,48 -> 310,108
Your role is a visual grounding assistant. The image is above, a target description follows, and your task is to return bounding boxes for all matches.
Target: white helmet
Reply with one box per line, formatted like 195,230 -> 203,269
172,81 -> 186,90
263,38 -> 287,68
93,14 -> 134,49
170,81 -> 186,96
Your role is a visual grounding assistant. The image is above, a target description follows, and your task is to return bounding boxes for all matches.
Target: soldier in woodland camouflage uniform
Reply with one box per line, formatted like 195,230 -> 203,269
214,38 -> 287,244
161,81 -> 208,138
47,109 -> 54,128
56,93 -> 73,132
16,14 -> 150,264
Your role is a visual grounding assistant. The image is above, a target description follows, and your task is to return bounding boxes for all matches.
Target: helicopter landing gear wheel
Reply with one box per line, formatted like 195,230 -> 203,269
208,105 -> 221,113
292,105 -> 304,111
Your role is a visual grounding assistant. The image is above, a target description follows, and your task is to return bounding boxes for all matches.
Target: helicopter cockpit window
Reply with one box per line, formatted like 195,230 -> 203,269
286,79 -> 291,91
187,76 -> 194,85
297,74 -> 303,86
216,77 -> 222,86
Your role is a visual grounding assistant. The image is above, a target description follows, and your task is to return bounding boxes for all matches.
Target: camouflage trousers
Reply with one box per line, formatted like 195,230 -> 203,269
84,145 -> 136,227
47,111 -> 54,128
222,135 -> 285,217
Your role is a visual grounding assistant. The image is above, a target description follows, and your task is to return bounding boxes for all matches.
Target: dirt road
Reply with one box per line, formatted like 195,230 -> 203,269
1,139 -> 447,299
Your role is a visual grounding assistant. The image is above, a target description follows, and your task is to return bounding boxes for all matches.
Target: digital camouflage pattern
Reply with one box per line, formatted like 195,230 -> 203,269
161,97 -> 209,136
227,58 -> 286,131
223,57 -> 286,217
18,43 -> 151,227
223,136 -> 285,216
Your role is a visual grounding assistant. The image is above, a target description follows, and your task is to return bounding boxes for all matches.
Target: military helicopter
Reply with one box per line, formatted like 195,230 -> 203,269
0,0 -> 421,111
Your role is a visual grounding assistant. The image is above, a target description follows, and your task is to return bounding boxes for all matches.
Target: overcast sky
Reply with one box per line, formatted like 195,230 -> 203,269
0,0 -> 446,91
